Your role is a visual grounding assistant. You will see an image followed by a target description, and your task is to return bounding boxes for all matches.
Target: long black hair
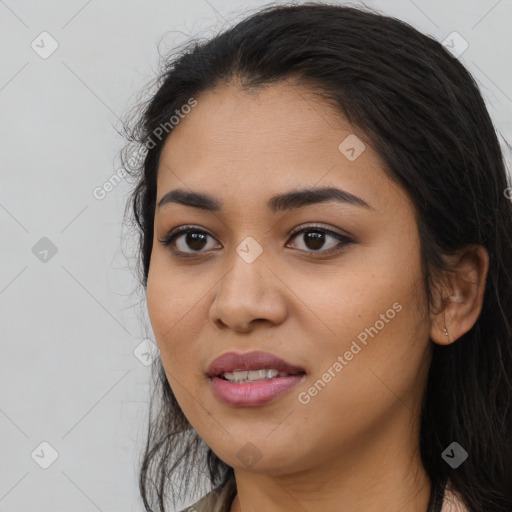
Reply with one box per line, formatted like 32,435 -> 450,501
121,3 -> 512,511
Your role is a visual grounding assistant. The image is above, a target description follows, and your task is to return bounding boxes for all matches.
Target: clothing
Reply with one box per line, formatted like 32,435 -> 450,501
179,477 -> 236,512
179,477 -> 469,512
440,480 -> 469,512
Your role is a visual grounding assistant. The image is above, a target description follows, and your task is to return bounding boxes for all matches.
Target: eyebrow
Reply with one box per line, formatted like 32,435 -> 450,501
156,186 -> 373,212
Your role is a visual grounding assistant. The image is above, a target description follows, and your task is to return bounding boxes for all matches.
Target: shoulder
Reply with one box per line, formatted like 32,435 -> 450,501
179,478 -> 236,512
179,477 -> 469,512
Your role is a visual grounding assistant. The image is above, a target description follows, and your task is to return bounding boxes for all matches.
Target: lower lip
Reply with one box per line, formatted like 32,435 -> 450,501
209,374 -> 305,407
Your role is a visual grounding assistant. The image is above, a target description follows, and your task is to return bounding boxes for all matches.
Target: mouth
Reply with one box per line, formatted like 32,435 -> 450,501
207,351 -> 307,406
219,368 -> 304,383
207,350 -> 306,380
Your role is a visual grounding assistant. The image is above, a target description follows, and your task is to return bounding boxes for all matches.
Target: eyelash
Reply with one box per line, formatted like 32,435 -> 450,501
158,223 -> 354,258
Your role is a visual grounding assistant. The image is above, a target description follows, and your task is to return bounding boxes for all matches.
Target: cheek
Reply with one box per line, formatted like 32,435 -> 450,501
298,238 -> 429,403
288,288 -> 430,461
146,254 -> 192,362
146,250 -> 215,383
292,250 -> 423,349
146,260 -> 208,419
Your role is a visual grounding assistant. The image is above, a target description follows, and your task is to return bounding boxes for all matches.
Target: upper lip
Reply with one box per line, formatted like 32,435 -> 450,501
207,351 -> 306,377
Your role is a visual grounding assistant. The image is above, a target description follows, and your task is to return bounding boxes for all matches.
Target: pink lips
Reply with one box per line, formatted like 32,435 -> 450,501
207,351 -> 306,407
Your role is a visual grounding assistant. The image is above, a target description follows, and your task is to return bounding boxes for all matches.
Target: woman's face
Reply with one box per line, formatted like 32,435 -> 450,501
146,81 -> 433,475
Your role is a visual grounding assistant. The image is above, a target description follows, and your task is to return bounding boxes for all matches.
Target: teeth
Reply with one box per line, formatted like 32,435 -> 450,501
222,368 -> 288,383
248,369 -> 268,380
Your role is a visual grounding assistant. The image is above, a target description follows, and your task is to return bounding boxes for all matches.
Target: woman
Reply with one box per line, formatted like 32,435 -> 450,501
122,3 -> 512,511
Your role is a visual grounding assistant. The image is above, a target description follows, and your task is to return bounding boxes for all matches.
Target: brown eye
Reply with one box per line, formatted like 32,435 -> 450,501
300,230 -> 327,250
158,226 -> 220,255
181,232 -> 209,251
287,224 -> 353,255
158,223 -> 354,258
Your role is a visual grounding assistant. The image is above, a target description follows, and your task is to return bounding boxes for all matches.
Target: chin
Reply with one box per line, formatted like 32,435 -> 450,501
209,436 -> 310,475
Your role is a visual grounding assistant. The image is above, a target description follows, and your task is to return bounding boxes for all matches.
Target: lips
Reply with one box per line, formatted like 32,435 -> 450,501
207,351 -> 306,378
207,350 -> 307,407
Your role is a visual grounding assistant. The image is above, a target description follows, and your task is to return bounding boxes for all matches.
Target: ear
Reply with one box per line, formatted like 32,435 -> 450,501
430,244 -> 489,345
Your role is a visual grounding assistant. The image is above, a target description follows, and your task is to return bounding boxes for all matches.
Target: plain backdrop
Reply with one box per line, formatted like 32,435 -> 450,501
1,0 -> 511,511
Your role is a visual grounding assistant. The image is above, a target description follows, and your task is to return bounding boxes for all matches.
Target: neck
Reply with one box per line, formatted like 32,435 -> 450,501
229,407 -> 432,512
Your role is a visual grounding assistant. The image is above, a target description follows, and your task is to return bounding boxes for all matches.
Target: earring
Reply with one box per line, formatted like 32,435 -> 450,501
443,314 -> 449,338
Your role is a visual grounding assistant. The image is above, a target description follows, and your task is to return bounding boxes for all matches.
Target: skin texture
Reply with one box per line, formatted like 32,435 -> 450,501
146,81 -> 489,512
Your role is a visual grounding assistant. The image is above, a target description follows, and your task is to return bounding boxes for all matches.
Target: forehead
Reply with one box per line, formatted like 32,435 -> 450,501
160,81 -> 353,165
156,81 -> 410,216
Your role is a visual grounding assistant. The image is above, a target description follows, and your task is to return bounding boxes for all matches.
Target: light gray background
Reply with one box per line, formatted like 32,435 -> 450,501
1,1 -> 511,511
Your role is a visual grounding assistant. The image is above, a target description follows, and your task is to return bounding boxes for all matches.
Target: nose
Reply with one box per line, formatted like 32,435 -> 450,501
209,249 -> 288,333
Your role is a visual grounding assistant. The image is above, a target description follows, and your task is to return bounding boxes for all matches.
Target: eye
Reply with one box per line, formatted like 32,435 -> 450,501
158,223 -> 354,258
286,223 -> 353,256
158,225 -> 219,256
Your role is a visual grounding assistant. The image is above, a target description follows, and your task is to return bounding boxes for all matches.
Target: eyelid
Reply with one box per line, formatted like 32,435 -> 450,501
157,224 -> 216,246
288,222 -> 352,239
